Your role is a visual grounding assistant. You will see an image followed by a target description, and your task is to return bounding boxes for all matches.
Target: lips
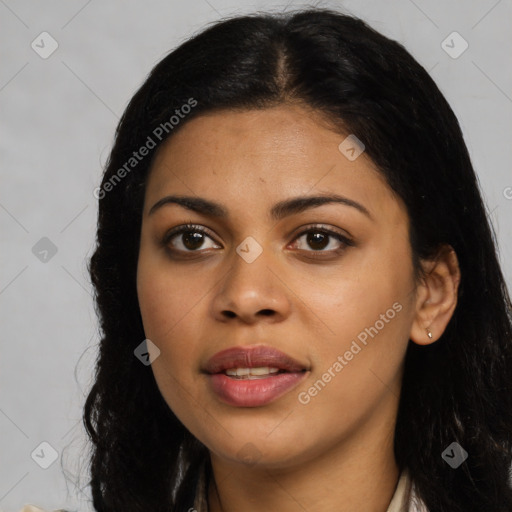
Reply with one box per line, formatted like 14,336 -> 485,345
203,345 -> 309,407
204,345 -> 308,375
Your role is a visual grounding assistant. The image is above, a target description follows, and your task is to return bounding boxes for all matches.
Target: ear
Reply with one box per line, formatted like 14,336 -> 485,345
410,244 -> 461,345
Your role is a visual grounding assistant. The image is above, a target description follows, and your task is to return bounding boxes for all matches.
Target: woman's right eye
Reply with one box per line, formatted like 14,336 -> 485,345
163,224 -> 220,253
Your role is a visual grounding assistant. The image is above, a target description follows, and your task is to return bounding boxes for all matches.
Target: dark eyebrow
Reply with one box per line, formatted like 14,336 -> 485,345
148,193 -> 372,221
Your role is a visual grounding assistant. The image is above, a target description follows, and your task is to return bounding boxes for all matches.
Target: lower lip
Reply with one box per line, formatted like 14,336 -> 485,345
208,372 -> 307,407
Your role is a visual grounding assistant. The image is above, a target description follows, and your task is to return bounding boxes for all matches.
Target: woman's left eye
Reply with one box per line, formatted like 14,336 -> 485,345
162,223 -> 353,256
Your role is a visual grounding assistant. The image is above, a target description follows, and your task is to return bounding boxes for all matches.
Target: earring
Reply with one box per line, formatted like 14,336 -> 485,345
426,327 -> 433,339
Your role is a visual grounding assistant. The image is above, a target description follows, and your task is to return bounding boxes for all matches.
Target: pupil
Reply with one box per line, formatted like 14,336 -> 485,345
308,232 -> 328,250
183,232 -> 204,250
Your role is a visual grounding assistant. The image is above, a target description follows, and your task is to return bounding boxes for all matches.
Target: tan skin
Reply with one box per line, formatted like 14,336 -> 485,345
136,104 -> 460,512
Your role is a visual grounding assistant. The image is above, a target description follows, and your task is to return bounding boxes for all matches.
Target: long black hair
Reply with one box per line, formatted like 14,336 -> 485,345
84,7 -> 512,511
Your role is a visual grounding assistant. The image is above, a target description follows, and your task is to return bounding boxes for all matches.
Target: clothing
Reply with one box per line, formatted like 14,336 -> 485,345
18,507 -> 66,512
18,465 -> 429,511
192,461 -> 429,512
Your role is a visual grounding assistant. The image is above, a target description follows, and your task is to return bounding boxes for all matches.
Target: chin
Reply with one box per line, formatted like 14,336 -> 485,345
202,428 -> 316,469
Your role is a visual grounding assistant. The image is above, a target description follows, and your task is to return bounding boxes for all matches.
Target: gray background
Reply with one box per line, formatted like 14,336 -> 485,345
1,0 -> 511,510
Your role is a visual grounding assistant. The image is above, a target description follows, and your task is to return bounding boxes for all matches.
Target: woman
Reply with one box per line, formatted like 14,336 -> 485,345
76,6 -> 512,512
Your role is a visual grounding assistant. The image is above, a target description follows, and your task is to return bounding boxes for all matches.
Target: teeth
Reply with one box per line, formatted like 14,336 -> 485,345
226,367 -> 250,376
225,367 -> 280,378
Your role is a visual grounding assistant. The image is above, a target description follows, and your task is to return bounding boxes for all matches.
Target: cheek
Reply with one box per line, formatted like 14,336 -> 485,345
137,247 -> 203,342
136,254 -> 207,424
314,247 -> 413,350
300,242 -> 415,402
294,306 -> 412,443
136,248 -> 211,389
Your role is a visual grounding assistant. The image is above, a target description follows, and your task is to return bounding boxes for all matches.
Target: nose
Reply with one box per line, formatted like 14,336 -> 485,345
210,246 -> 292,325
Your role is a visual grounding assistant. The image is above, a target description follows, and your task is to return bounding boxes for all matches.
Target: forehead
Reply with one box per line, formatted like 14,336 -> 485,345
149,104 -> 366,179
144,105 -> 405,224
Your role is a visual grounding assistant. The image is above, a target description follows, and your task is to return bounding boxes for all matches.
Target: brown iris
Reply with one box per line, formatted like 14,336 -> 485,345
307,232 -> 329,250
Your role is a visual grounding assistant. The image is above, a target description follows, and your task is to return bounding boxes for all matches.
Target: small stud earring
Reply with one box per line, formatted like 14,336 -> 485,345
426,327 -> 433,339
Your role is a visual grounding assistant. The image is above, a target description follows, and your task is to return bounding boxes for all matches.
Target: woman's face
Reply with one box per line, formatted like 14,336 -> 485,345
137,104 -> 419,469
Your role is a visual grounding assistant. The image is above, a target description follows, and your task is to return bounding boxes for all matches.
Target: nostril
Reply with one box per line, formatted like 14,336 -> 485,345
221,309 -> 275,319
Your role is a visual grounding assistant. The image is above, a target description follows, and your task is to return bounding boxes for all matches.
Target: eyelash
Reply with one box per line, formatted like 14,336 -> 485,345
162,223 -> 354,259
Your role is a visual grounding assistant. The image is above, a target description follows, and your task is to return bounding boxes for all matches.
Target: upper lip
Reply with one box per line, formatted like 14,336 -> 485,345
204,345 -> 308,374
